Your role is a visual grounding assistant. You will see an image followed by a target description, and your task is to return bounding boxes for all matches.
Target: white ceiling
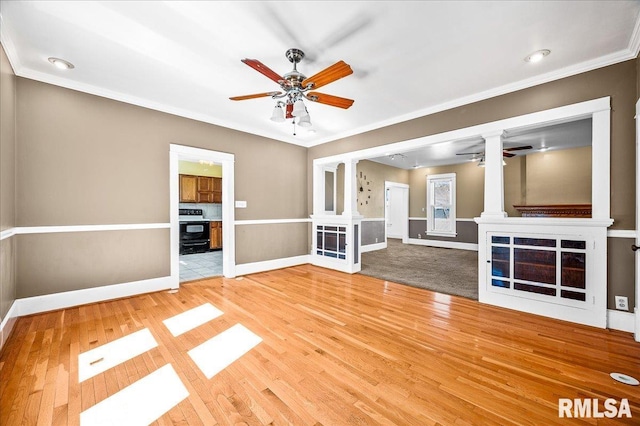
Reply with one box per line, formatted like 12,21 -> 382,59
1,1 -> 639,155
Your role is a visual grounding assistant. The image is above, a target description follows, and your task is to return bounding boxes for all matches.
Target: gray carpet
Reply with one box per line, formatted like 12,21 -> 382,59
359,239 -> 478,299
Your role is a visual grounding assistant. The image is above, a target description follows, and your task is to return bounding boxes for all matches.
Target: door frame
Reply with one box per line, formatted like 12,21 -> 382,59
169,144 -> 236,288
384,181 -> 409,243
635,99 -> 640,342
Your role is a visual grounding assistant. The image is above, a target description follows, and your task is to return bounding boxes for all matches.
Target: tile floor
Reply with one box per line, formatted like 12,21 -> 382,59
179,250 -> 223,282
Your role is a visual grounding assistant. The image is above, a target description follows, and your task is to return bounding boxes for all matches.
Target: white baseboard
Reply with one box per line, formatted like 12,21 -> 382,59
361,242 -> 387,253
15,275 -> 174,317
408,238 -> 478,251
0,301 -> 19,353
607,309 -> 636,333
235,255 -> 310,276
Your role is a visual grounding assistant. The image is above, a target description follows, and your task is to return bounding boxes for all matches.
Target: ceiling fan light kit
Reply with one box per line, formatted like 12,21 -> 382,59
230,48 -> 354,134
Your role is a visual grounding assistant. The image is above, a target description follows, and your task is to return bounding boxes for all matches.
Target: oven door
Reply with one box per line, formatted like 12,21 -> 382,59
180,221 -> 210,242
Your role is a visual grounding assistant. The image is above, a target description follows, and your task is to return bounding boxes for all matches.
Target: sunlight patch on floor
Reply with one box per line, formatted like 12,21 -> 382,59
78,328 -> 157,383
188,323 -> 262,379
80,364 -> 188,425
163,303 -> 223,337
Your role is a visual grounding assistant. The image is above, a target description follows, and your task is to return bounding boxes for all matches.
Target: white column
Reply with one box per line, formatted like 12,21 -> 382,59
343,159 -> 360,216
481,131 -> 507,218
312,160 -> 326,216
591,109 -> 610,220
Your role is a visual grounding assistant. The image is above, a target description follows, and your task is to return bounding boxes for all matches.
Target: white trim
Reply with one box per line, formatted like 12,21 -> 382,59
408,238 -> 478,251
636,98 -> 640,342
314,98 -> 610,166
170,144 -> 236,281
607,309 -> 636,333
235,255 -> 310,276
361,242 -> 387,253
475,216 -> 614,227
234,218 -> 311,226
0,227 -> 16,241
628,10 -> 640,57
607,229 -> 636,238
0,301 -> 19,353
14,223 -> 170,234
361,217 -> 385,222
409,217 -> 476,222
14,275 -> 173,317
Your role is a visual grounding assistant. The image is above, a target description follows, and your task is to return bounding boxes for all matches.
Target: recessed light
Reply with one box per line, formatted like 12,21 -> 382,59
525,49 -> 550,63
539,147 -> 550,152
48,57 -> 75,70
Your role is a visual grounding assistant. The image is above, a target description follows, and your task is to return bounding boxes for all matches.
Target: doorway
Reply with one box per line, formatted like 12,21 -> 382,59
385,181 -> 409,242
169,144 -> 236,289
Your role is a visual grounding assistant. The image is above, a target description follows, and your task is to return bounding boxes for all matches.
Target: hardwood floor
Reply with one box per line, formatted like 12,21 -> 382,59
1,264 -> 639,425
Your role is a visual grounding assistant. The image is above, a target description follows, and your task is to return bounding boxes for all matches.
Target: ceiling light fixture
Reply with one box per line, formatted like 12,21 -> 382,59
525,49 -> 550,63
478,157 -> 507,167
48,57 -> 74,70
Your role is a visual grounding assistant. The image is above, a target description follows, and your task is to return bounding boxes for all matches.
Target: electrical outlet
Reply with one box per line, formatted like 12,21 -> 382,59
375,237 -> 378,243
615,296 -> 629,311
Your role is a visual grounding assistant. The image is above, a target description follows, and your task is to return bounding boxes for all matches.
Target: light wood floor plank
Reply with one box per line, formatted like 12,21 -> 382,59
1,265 -> 639,425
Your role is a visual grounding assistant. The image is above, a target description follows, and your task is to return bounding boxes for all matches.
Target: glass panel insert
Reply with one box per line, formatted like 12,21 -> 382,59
491,246 -> 510,278
561,240 -> 586,249
492,236 -> 510,244
514,282 -> 556,296
561,252 -> 586,289
492,279 -> 510,288
514,238 -> 556,247
561,290 -> 586,301
514,248 -> 556,284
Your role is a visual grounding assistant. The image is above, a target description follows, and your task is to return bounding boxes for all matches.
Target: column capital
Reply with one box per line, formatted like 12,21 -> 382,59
481,130 -> 505,139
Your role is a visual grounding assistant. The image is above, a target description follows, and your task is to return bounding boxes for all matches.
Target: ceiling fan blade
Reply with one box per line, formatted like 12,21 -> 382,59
302,61 -> 353,89
307,92 -> 354,109
503,152 -> 516,158
504,145 -> 533,152
456,151 -> 484,156
241,59 -> 283,84
229,91 -> 282,101
285,103 -> 293,119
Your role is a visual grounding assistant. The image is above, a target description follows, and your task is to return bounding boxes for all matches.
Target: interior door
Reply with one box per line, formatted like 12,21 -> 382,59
385,183 -> 408,240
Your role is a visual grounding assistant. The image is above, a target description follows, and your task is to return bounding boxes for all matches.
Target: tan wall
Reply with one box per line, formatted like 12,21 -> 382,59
16,229 -> 169,298
409,161 -> 485,218
235,222 -> 309,264
524,146 -> 592,205
0,43 -> 17,320
15,78 -> 309,298
356,160 -> 409,218
0,45 -> 15,231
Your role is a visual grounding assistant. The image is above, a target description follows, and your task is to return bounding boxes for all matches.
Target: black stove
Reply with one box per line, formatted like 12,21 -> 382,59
179,209 -> 210,255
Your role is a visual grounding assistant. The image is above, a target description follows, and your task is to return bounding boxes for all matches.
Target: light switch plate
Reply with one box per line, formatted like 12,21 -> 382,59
235,200 -> 247,208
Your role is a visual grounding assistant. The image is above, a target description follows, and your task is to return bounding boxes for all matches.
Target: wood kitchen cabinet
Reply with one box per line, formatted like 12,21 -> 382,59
179,174 -> 197,202
210,221 -> 222,249
212,177 -> 222,203
196,176 -> 214,203
179,174 -> 222,203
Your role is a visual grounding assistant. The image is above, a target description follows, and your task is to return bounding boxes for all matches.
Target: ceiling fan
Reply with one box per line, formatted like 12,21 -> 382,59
456,145 -> 533,159
229,48 -> 354,129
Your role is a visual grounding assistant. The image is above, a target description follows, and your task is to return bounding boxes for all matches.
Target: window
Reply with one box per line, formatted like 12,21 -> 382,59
426,173 -> 456,237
